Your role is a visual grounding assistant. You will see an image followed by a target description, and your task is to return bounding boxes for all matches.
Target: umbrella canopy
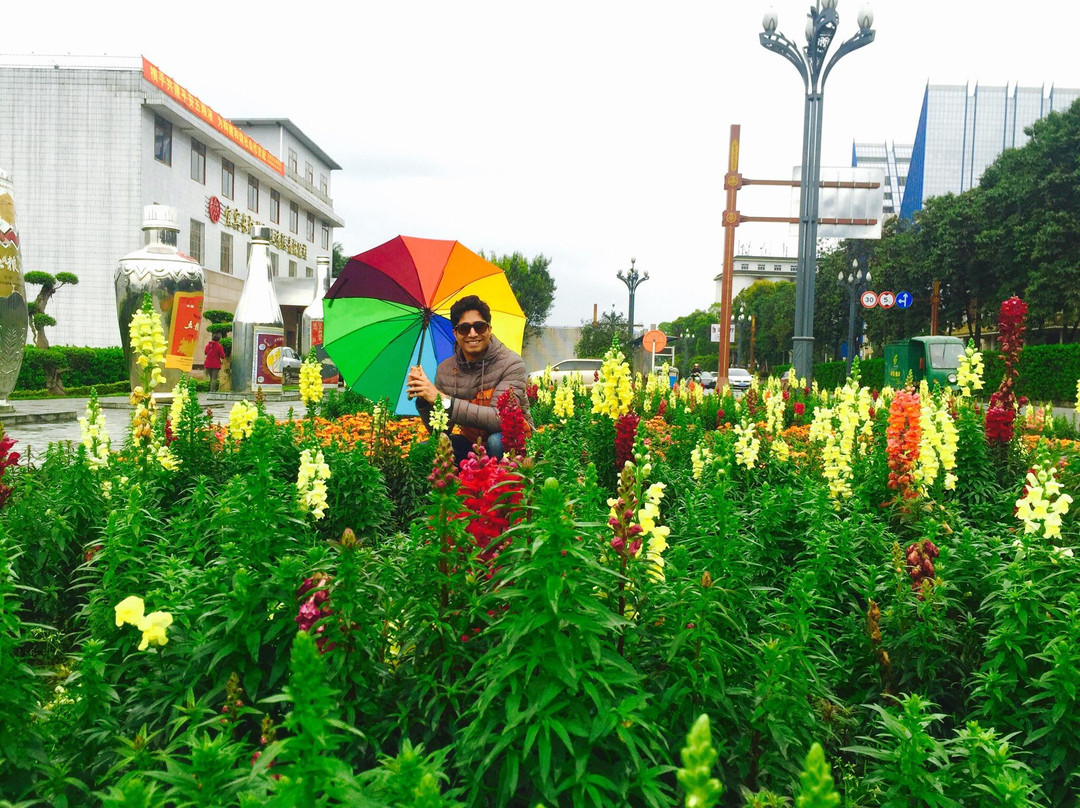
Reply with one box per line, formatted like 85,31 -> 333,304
323,236 -> 526,415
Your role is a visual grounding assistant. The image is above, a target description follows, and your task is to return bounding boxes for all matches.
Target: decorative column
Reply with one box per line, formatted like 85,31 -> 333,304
115,205 -> 205,393
0,171 -> 28,410
230,227 -> 284,394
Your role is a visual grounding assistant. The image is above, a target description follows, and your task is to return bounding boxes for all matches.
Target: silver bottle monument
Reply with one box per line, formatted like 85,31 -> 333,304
300,255 -> 339,389
115,205 -> 205,392
231,227 -> 284,394
0,171 -> 28,409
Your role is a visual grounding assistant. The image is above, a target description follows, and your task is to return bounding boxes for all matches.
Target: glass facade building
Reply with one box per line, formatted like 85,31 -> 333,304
853,83 -> 1080,220
850,141 -> 911,216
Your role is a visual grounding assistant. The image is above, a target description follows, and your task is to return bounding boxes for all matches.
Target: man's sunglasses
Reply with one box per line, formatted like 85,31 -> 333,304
453,321 -> 491,336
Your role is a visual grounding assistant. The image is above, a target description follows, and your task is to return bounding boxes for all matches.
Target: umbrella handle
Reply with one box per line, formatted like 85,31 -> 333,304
407,312 -> 431,400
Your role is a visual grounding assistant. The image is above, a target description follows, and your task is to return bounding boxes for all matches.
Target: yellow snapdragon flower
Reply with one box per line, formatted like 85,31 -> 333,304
553,384 -> 575,421
956,341 -> 985,399
591,344 -> 634,419
114,595 -> 173,651
299,359 -> 323,406
297,448 -> 332,520
228,400 -> 258,440
734,420 -> 760,470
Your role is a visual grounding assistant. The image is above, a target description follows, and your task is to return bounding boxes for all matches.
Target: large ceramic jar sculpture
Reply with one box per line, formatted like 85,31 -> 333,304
300,255 -> 339,389
0,172 -> 28,408
115,205 -> 205,392
231,227 -> 284,394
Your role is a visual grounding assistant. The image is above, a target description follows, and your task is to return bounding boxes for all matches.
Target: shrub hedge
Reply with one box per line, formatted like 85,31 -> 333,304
803,343 -> 1080,402
15,346 -> 128,391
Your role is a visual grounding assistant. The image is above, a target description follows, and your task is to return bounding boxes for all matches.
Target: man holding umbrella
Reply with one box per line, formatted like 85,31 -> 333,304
407,294 -> 533,466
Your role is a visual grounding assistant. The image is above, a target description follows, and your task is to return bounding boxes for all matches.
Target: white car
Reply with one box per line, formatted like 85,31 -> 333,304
727,367 -> 753,392
529,358 -> 604,389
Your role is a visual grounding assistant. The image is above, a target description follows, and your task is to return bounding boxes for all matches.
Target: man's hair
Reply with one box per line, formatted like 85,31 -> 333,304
450,295 -> 491,325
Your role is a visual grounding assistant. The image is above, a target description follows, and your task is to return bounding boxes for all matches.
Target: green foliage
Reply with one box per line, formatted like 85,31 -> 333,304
483,251 -> 557,344
676,715 -> 724,808
795,744 -> 840,808
576,310 -> 629,358
16,346 -> 127,391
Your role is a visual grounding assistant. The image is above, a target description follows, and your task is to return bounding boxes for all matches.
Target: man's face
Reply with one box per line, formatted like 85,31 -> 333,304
454,308 -> 492,361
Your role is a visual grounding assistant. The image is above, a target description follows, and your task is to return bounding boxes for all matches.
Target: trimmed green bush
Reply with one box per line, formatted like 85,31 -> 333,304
982,343 -> 1080,403
15,347 -> 128,391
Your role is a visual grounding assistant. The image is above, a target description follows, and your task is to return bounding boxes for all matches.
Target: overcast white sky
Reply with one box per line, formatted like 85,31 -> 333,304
9,0 -> 1080,328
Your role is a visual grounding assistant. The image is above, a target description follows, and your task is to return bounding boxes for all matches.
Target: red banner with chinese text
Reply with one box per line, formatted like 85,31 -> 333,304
165,292 -> 204,371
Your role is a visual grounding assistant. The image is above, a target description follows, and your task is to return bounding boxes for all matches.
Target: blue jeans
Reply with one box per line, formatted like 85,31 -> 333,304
449,432 -> 503,466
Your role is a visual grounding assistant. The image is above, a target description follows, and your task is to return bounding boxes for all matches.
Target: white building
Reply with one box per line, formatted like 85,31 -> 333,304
0,54 -> 345,351
713,252 -> 797,304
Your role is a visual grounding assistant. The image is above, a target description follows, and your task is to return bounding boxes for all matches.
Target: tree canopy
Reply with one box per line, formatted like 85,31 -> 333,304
576,310 -> 627,358
483,251 -> 556,345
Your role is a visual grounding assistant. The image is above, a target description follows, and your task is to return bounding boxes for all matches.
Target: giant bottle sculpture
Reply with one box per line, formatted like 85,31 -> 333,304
0,171 -> 28,408
115,205 -> 205,392
300,255 -> 339,389
231,227 -> 284,394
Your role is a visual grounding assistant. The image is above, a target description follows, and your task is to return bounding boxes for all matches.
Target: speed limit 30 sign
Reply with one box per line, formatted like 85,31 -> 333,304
860,290 -> 878,308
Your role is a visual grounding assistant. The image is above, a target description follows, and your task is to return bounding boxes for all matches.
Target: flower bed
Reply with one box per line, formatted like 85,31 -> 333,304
3,316 -> 1080,806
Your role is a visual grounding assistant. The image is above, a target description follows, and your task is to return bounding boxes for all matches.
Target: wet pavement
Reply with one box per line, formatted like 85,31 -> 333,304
1,394 -> 311,460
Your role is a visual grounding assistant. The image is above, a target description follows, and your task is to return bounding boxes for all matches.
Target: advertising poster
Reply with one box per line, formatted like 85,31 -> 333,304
253,327 -> 285,388
164,291 -> 204,371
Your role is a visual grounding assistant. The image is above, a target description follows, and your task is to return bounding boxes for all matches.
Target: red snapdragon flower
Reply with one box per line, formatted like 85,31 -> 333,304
496,388 -> 527,456
614,411 -> 640,472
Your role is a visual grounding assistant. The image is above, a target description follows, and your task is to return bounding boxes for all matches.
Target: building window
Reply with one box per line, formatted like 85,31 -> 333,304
305,162 -> 314,185
269,252 -> 279,277
319,173 -> 328,195
288,259 -> 297,278
321,222 -> 330,250
270,189 -> 280,223
247,175 -> 259,212
154,116 -> 172,165
190,138 -> 206,183
288,148 -> 298,174
221,159 -> 235,199
220,232 -> 233,274
740,263 -> 749,270
757,263 -> 766,272
289,202 -> 299,234
306,212 -> 315,242
306,265 -> 314,278
773,264 -> 782,272
189,219 -> 204,264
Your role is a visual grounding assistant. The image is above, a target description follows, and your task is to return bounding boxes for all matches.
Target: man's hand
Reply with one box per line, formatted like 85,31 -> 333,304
406,365 -> 439,404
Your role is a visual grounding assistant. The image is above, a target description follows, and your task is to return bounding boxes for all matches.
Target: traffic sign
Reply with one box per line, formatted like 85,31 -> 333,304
642,330 -> 667,353
878,291 -> 896,309
895,291 -> 913,310
860,290 -> 878,309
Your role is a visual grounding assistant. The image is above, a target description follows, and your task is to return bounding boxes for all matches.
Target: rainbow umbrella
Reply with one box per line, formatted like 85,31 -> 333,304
323,236 -> 525,415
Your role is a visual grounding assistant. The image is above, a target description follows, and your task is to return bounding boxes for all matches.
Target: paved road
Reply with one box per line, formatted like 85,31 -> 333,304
2,394 -> 310,460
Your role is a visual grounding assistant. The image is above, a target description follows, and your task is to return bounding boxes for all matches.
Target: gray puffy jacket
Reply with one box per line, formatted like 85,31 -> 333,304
416,336 -> 534,438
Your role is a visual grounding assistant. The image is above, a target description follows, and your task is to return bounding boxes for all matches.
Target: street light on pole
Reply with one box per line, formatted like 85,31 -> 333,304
839,257 -> 871,378
736,306 -> 749,367
680,329 -> 693,371
616,258 -> 649,345
759,1 -> 876,382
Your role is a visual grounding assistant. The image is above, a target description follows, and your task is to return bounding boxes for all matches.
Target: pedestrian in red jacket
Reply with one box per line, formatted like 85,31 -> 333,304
204,332 -> 226,392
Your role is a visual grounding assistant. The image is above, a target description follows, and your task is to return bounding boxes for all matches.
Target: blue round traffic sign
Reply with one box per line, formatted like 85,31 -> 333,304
895,291 -> 913,310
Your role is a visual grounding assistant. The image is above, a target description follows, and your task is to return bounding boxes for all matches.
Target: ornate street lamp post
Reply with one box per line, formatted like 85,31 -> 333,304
760,1 -> 875,382
617,258 -> 649,345
736,306 -> 749,367
839,258 -> 871,378
680,329 -> 693,372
